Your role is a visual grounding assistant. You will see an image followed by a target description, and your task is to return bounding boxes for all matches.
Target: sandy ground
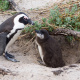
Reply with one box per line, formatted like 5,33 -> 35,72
14,0 -> 62,10
0,0 -> 80,80
0,40 -> 80,80
0,33 -> 80,80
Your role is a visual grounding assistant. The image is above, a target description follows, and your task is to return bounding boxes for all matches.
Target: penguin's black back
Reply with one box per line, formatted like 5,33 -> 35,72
0,17 -> 14,33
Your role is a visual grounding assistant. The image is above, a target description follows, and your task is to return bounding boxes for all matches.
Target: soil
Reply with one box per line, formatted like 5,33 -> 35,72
0,0 -> 80,80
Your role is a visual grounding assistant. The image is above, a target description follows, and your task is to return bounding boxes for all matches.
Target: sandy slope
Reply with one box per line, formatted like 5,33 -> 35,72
0,35 -> 80,80
14,0 -> 62,10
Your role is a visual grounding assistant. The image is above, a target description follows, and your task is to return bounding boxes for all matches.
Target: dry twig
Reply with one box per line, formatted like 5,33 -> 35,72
0,68 -> 17,76
51,28 -> 80,38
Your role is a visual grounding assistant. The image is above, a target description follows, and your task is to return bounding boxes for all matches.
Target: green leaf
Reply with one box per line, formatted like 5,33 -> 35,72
75,22 -> 80,27
73,4 -> 77,11
65,8 -> 69,14
70,4 -> 77,15
42,18 -> 46,23
0,0 -> 9,11
66,36 -> 74,43
65,17 -> 71,24
56,17 -> 62,26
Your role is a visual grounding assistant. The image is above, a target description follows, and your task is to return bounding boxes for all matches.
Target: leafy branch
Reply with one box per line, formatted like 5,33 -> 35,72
24,4 -> 80,42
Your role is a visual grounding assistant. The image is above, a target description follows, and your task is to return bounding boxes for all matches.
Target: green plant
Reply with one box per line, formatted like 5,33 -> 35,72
24,4 -> 80,42
0,0 -> 10,11
70,4 -> 78,15
24,21 -> 42,35
65,36 -> 74,43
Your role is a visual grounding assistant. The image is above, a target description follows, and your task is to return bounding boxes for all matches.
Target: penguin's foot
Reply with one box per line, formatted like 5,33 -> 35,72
4,52 -> 20,62
4,55 -> 20,62
5,52 -> 14,58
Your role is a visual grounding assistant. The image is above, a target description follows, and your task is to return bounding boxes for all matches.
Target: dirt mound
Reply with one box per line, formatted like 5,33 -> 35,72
0,36 -> 80,80
9,35 -> 80,66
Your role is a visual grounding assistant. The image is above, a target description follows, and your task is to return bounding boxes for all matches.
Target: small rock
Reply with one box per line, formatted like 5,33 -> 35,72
52,70 -> 63,75
69,64 -> 78,67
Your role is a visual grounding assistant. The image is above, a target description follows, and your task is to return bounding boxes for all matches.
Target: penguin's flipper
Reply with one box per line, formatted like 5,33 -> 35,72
4,53 -> 20,62
0,32 -> 7,56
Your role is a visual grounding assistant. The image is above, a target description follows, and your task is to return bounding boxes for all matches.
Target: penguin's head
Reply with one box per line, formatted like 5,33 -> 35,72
14,12 -> 34,25
35,29 -> 49,40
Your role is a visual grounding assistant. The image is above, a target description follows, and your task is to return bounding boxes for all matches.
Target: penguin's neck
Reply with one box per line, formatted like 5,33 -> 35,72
7,24 -> 24,38
7,20 -> 25,38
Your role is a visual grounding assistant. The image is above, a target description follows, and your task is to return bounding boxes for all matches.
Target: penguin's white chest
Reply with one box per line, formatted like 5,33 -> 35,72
38,45 -> 44,61
5,21 -> 25,52
5,30 -> 22,52
36,41 -> 44,62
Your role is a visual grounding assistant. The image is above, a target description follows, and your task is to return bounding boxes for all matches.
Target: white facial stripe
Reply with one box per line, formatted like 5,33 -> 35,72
7,14 -> 28,38
14,14 -> 28,24
36,33 -> 44,39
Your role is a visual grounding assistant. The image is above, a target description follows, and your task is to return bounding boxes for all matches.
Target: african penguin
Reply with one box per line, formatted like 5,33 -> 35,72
0,12 -> 34,62
35,29 -> 65,68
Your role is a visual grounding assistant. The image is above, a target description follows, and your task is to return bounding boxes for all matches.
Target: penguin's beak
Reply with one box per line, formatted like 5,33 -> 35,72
27,19 -> 35,25
35,30 -> 41,34
31,21 -> 35,25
